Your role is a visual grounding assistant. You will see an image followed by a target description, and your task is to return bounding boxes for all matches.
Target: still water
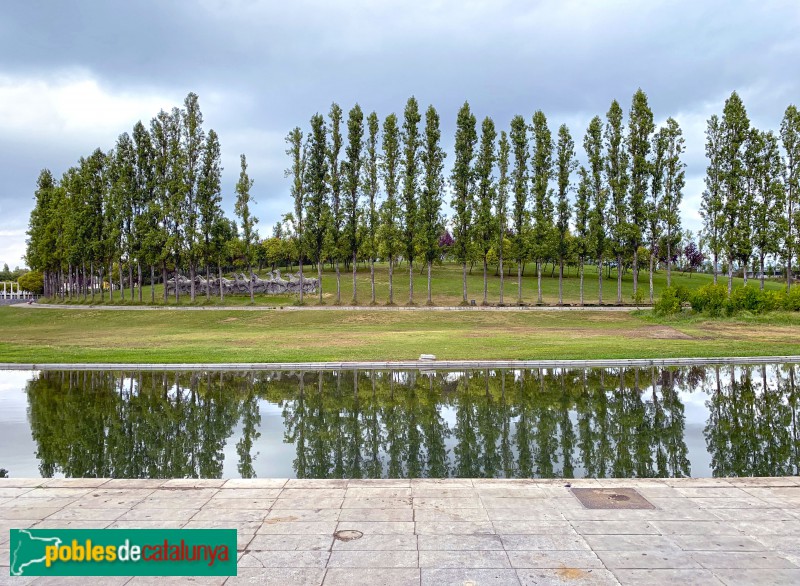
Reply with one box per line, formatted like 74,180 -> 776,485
0,365 -> 798,480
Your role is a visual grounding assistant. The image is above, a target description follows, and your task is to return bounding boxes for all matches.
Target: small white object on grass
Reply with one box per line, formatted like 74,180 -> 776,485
419,354 -> 436,361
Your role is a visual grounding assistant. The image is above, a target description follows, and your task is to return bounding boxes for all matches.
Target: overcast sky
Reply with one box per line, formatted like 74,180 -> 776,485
1,0 -> 798,269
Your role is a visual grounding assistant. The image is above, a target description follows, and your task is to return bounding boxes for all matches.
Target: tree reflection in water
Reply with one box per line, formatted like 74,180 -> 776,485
22,364 -> 800,479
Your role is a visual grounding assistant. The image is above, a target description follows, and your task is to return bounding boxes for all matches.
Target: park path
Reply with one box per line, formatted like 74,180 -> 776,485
9,302 -> 642,312
2,477 -> 800,585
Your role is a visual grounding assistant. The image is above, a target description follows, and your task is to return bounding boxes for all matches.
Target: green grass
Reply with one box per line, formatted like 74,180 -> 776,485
2,306 -> 800,363
41,261 -> 787,307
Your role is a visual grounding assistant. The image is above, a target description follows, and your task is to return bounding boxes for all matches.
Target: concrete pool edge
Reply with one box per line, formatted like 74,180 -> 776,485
1,355 -> 799,371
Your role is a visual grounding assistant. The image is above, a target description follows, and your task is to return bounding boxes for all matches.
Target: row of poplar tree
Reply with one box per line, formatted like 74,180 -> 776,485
292,94 -> 678,307
26,93 -> 259,302
26,90 -> 800,305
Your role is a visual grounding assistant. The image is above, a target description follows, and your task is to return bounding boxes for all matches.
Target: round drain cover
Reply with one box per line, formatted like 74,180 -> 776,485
334,530 -> 363,541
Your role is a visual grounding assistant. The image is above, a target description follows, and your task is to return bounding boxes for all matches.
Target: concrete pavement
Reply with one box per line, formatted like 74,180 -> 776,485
2,477 -> 800,585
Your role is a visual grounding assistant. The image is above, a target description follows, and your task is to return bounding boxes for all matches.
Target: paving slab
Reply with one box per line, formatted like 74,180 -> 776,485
2,478 -> 800,584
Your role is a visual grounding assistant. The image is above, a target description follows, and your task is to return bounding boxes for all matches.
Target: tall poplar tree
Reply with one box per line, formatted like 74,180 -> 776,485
305,114 -> 329,304
749,130 -> 784,288
401,97 -> 421,304
285,127 -> 306,302
701,115 -> 724,285
627,89 -> 655,298
605,100 -> 629,304
343,104 -> 364,304
496,131 -> 510,305
327,103 -> 344,303
661,118 -> 685,286
364,112 -> 380,304
555,124 -> 576,305
198,129 -> 223,301
474,116 -> 497,305
182,92 -> 205,301
648,128 -> 667,302
531,110 -> 554,304
419,105 -> 446,304
451,102 -> 477,304
510,115 -> 529,303
720,91 -> 751,292
781,105 -> 800,290
380,113 -> 401,304
234,154 -> 257,303
584,116 -> 606,303
574,167 -> 591,304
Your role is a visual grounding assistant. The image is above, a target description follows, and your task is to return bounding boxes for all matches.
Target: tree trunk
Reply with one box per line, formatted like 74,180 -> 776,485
427,260 -> 432,305
83,263 -> 87,301
108,263 -> 113,302
248,262 -> 254,303
760,253 -> 765,291
370,259 -> 375,305
137,262 -> 142,303
743,262 -> 749,287
408,261 -> 414,304
632,251 -> 639,299
499,252 -> 504,305
219,262 -> 224,302
119,261 -> 125,301
482,258 -> 488,305
352,252 -> 357,305
190,263 -> 196,302
100,266 -> 105,302
558,257 -> 564,305
129,262 -> 134,301
462,262 -> 468,304
317,260 -> 323,304
335,260 -> 341,304
597,258 -> 603,304
205,263 -> 210,300
150,265 -> 155,303
666,243 -> 672,288
68,263 -> 72,300
298,254 -> 304,304
579,257 -> 584,306
713,252 -> 718,285
537,260 -> 542,304
388,256 -> 394,305
649,254 -> 655,304
162,264 -> 168,303
517,263 -> 522,304
617,254 -> 622,304
727,259 -> 733,295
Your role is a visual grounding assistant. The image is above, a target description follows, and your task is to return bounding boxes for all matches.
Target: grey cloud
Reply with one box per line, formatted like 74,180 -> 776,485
1,0 -> 799,266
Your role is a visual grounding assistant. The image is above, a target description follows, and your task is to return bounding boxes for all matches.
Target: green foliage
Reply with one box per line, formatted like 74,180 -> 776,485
690,283 -> 728,316
18,271 -> 44,294
451,101 -> 477,265
785,287 -> 800,311
653,286 -> 686,315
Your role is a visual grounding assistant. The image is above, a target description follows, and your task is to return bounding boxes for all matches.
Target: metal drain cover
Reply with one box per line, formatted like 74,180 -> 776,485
571,488 -> 654,509
334,530 -> 363,541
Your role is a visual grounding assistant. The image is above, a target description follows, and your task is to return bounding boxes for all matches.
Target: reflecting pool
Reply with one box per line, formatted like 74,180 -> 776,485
1,364 -> 799,479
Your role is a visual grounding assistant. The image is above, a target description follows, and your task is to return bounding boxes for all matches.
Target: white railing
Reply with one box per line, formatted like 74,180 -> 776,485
1,282 -> 33,300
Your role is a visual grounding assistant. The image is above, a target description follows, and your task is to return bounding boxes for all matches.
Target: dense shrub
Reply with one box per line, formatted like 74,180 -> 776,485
654,286 -> 684,315
785,288 -> 800,311
690,284 -> 728,316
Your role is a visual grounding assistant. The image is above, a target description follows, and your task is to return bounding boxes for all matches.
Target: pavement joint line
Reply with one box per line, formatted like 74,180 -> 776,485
2,355 -> 799,371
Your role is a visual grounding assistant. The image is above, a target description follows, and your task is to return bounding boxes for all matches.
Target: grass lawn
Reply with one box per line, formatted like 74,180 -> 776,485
2,306 -> 800,363
39,261 -> 786,308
